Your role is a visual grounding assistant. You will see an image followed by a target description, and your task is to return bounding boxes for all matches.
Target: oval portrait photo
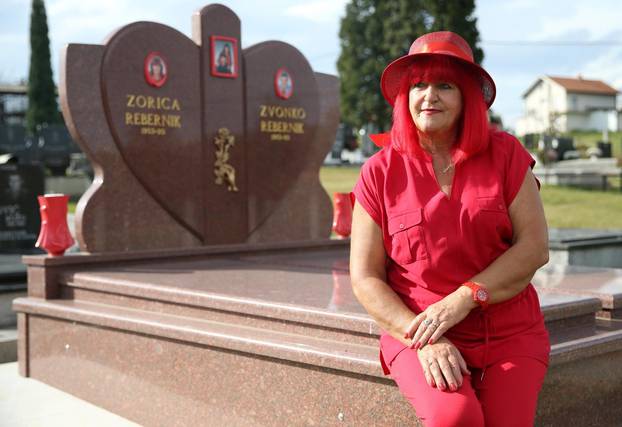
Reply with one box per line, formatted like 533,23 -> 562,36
144,52 -> 168,88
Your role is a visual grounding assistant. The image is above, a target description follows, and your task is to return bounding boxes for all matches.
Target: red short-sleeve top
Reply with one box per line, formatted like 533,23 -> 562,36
353,130 -> 537,300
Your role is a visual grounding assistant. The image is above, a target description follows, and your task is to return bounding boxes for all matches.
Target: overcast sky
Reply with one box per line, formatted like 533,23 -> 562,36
1,0 -> 622,129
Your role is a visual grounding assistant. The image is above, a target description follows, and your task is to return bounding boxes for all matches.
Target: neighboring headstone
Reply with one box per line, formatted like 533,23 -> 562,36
533,157 -> 622,190
548,228 -> 622,268
523,133 -> 537,150
329,124 -> 345,161
60,4 -> 338,253
0,164 -> 44,252
361,123 -> 379,158
0,125 -> 27,160
597,141 -> 612,158
551,137 -> 574,161
38,124 -> 80,175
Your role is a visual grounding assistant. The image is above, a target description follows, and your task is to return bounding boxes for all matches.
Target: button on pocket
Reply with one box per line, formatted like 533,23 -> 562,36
387,209 -> 428,264
477,197 -> 506,213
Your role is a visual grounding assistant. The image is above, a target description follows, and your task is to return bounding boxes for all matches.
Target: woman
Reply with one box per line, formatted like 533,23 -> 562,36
149,57 -> 165,82
350,31 -> 550,427
222,44 -> 233,72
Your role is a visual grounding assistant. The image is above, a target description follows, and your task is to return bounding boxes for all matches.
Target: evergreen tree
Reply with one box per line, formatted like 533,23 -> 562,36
337,0 -> 485,131
338,0 -> 426,131
337,0 -> 381,131
26,0 -> 59,135
422,0 -> 483,64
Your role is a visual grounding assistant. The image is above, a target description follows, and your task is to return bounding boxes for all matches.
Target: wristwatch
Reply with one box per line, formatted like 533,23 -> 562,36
462,281 -> 489,310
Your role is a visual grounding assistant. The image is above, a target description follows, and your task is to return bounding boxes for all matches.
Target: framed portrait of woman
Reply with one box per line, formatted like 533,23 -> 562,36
144,52 -> 168,88
210,36 -> 238,78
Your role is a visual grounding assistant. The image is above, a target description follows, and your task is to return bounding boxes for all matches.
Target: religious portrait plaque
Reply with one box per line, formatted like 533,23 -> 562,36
210,35 -> 238,78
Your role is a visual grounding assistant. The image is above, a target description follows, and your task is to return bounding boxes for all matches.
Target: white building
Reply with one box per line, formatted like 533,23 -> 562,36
516,75 -> 619,136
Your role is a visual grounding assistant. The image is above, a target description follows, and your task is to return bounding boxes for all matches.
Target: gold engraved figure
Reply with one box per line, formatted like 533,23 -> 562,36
213,127 -> 239,192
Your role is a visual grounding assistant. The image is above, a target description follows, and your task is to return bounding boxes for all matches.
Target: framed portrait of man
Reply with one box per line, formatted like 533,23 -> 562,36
210,36 -> 238,78
144,52 -> 168,88
274,68 -> 293,100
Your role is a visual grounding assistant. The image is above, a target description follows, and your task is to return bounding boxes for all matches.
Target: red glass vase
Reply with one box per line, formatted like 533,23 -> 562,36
332,192 -> 354,239
35,194 -> 74,256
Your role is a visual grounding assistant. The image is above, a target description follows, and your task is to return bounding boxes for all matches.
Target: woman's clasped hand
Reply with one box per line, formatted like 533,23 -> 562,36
417,336 -> 471,391
404,286 -> 475,350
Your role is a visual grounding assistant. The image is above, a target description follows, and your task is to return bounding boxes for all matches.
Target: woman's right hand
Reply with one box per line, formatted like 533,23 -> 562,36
416,336 -> 471,392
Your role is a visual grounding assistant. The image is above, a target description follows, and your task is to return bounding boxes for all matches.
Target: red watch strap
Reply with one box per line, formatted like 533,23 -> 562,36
462,281 -> 489,309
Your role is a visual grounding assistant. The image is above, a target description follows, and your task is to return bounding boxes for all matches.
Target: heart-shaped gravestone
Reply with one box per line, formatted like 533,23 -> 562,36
101,22 -> 203,239
243,41 -> 320,233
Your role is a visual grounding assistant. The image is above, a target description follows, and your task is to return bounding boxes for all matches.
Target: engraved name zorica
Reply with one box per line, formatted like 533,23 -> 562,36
124,94 -> 182,136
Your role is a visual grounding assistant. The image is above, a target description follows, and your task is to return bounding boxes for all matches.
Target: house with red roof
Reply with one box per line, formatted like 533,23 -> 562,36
516,75 -> 619,135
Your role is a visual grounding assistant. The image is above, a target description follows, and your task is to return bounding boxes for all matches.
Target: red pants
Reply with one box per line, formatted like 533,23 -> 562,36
380,284 -> 550,426
386,348 -> 547,427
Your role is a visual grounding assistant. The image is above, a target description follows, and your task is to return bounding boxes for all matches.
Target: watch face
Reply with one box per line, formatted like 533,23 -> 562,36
476,289 -> 488,302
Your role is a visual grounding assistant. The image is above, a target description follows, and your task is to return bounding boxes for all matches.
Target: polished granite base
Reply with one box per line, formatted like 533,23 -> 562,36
13,241 -> 622,425
534,264 -> 622,319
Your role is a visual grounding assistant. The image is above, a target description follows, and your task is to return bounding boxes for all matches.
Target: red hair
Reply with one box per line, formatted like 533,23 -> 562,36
390,55 -> 490,163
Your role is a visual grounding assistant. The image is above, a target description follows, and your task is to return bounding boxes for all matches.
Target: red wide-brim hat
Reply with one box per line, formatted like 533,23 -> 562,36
380,31 -> 496,109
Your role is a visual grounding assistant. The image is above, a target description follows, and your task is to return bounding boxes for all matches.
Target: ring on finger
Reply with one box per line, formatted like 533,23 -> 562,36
423,318 -> 433,327
427,321 -> 438,329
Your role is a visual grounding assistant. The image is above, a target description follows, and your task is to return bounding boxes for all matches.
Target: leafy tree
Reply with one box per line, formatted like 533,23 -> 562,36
338,0 -> 485,131
26,0 -> 59,135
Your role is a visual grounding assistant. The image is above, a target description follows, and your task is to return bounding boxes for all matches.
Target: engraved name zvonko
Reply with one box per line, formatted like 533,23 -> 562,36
258,104 -> 306,141
259,105 -> 306,119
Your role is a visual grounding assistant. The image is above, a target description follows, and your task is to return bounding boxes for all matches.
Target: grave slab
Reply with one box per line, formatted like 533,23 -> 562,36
13,241 -> 622,425
534,264 -> 622,318
548,228 -> 622,268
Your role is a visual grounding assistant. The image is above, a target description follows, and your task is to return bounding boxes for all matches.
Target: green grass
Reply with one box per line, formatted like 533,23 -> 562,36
319,166 -> 361,194
68,201 -> 77,214
319,166 -> 622,229
540,185 -> 622,228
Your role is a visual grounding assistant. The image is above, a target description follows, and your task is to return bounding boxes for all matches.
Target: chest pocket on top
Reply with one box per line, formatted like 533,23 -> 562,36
473,196 -> 512,241
387,209 -> 428,264
477,196 -> 506,213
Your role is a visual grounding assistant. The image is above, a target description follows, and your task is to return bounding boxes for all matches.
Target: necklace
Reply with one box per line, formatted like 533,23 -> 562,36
439,162 -> 454,174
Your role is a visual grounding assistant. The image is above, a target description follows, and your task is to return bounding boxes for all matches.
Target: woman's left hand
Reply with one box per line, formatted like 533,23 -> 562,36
405,287 -> 475,350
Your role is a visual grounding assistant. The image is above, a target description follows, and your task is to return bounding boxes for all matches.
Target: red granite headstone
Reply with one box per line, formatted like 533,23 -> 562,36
244,41 -> 320,237
101,23 -> 203,240
60,4 -> 337,252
